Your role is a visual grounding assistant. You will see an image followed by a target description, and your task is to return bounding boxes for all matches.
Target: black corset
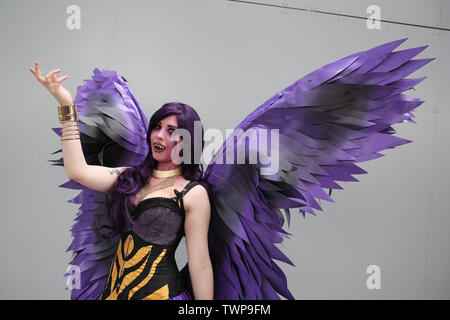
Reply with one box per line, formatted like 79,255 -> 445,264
100,181 -> 199,300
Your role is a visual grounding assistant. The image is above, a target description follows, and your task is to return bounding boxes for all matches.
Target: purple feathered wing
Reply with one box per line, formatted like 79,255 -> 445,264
48,68 -> 148,299
189,38 -> 433,300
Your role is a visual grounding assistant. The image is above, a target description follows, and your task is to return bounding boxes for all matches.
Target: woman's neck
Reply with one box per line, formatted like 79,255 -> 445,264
155,162 -> 180,171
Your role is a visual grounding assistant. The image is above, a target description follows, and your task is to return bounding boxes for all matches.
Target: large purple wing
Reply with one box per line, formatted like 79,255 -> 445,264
203,38 -> 433,299
48,68 -> 148,299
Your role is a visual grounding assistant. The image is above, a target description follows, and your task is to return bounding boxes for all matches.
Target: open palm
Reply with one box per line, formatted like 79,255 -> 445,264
29,61 -> 73,106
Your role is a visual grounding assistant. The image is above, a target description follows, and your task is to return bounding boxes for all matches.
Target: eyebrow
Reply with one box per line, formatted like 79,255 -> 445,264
157,121 -> 178,129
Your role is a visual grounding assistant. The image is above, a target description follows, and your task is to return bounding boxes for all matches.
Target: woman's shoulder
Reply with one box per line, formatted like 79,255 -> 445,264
183,180 -> 207,195
182,180 -> 209,204
183,182 -> 210,214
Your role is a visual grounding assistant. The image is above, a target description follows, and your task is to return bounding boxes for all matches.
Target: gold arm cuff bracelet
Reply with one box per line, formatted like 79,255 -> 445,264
58,105 -> 78,123
58,105 -> 77,115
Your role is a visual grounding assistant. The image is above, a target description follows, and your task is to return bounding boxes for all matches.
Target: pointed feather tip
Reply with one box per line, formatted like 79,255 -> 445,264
421,57 -> 436,66
51,127 -> 62,136
93,67 -> 103,76
413,76 -> 428,84
396,37 -> 408,46
428,57 -> 436,64
281,227 -> 294,236
48,162 -> 64,167
49,148 -> 62,155
411,45 -> 430,57
406,44 -> 429,53
374,38 -> 408,53
308,210 -> 317,217
400,138 -> 413,145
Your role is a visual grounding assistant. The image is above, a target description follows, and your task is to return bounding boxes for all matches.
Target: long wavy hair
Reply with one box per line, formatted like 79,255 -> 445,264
106,102 -> 208,238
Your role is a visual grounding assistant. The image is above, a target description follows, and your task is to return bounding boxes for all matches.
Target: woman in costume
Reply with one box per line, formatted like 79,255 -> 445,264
30,38 -> 433,300
30,62 -> 214,300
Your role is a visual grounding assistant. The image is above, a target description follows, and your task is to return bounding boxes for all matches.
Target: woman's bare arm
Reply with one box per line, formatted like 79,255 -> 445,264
184,185 -> 214,300
30,61 -> 130,193
71,164 -> 131,193
60,120 -> 87,179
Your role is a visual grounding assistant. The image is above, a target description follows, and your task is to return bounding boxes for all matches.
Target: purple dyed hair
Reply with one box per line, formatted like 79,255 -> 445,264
106,102 -> 208,237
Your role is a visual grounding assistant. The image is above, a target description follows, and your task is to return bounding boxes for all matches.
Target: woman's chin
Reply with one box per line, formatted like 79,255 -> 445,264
152,151 -> 170,162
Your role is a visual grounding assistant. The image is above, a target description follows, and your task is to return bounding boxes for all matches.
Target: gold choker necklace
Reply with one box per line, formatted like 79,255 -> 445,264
152,167 -> 182,179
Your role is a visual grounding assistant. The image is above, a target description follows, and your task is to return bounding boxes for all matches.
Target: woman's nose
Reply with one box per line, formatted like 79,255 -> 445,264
156,129 -> 165,139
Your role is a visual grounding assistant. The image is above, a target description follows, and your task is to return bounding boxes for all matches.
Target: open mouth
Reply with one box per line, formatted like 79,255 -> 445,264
153,142 -> 166,152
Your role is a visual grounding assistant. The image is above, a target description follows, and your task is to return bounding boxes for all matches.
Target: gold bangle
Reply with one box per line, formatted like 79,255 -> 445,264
61,137 -> 81,141
61,123 -> 79,128
61,132 -> 80,137
61,134 -> 80,138
61,131 -> 80,136
61,129 -> 79,133
61,123 -> 79,129
61,122 -> 79,127
61,126 -> 80,133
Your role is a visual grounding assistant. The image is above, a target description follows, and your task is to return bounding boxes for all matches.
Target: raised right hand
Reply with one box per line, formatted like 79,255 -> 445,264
29,60 -> 73,106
